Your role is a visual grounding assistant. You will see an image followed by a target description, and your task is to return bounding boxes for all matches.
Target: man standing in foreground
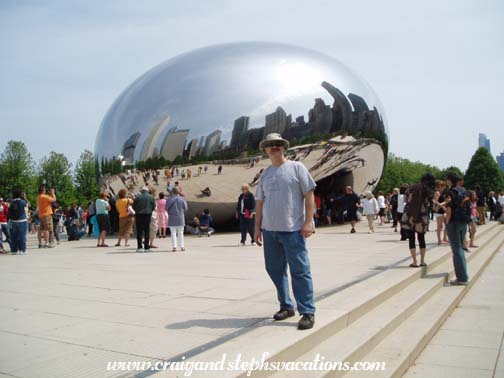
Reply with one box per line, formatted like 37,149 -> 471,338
445,172 -> 470,285
254,133 -> 316,330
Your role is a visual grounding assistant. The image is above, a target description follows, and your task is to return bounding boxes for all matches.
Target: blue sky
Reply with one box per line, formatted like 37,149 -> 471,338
1,0 -> 503,170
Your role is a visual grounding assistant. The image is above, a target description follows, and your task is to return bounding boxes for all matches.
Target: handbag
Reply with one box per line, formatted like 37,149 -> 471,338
244,209 -> 253,219
127,205 -> 135,216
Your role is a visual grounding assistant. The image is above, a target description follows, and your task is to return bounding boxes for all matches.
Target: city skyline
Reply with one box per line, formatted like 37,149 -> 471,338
1,1 -> 503,171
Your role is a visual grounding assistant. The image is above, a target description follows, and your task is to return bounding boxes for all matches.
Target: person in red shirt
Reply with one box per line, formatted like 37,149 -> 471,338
0,197 -> 12,253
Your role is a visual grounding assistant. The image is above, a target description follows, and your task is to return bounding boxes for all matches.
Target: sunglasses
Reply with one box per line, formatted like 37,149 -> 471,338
264,141 -> 285,148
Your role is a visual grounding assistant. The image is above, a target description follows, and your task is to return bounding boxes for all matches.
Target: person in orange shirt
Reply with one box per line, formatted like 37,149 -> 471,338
36,185 -> 56,248
115,189 -> 134,247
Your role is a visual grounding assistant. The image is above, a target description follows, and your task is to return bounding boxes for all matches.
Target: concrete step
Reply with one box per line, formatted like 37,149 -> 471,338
257,224 -> 504,378
151,223 -> 502,378
343,223 -> 504,378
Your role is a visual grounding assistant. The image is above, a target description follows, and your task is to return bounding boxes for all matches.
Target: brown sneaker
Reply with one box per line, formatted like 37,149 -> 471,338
298,314 -> 315,330
273,309 -> 295,321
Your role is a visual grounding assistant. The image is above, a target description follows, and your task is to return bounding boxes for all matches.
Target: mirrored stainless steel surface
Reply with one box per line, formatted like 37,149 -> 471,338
98,42 -> 389,223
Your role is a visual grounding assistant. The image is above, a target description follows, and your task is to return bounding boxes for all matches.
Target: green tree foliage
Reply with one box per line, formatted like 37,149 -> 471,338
38,151 -> 76,207
375,154 -> 443,193
0,141 -> 35,199
464,147 -> 504,192
75,150 -> 100,205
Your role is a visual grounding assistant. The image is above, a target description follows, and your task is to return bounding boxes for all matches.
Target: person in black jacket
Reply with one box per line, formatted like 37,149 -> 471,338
236,183 -> 256,246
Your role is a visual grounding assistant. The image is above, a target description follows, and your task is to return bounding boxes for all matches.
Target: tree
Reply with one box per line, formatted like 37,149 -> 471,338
0,140 -> 35,199
375,154 -> 441,193
74,150 -> 100,205
464,147 -> 504,192
38,151 -> 76,207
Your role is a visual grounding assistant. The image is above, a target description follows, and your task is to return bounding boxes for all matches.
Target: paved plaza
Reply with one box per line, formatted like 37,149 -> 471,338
0,220 -> 502,377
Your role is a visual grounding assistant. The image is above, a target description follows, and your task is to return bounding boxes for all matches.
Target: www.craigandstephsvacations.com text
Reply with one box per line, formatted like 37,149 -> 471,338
106,353 -> 386,376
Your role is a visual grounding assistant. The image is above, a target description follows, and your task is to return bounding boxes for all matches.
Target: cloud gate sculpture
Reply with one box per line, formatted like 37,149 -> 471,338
95,42 -> 388,224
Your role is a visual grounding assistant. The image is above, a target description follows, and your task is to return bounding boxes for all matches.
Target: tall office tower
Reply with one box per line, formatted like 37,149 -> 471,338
204,129 -> 222,156
264,107 -> 289,137
230,116 -> 249,148
478,133 -> 491,154
160,127 -> 190,161
497,152 -> 504,172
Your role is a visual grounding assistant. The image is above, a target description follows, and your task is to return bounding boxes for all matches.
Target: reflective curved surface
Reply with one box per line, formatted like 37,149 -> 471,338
97,42 -> 389,224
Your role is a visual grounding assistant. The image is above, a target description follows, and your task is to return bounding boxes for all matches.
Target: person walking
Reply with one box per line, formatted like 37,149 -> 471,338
377,191 -> 386,225
166,188 -> 187,252
133,186 -> 156,252
115,189 -> 134,247
342,186 -> 360,233
389,188 -> 399,232
95,192 -> 111,247
397,184 -> 409,241
8,190 -> 29,255
445,172 -> 471,285
236,183 -> 256,246
254,133 -> 316,330
401,174 -> 435,268
361,192 -> 379,233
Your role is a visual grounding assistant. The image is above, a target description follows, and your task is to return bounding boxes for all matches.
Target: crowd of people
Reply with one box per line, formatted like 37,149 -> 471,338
1,132 -> 504,331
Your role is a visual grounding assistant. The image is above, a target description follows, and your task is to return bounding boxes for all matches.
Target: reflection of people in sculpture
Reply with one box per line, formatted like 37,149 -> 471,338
250,169 -> 264,186
200,187 -> 212,197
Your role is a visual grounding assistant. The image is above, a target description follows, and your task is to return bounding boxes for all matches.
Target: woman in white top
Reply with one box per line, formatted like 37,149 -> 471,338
362,192 -> 379,233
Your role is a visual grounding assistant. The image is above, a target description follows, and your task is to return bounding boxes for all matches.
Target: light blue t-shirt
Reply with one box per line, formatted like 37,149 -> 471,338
95,199 -> 109,215
255,160 -> 316,232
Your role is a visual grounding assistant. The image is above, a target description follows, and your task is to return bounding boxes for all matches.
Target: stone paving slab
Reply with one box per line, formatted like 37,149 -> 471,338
0,220 -> 492,377
402,248 -> 504,378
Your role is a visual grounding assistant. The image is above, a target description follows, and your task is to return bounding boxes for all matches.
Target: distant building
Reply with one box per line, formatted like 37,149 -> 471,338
244,127 -> 265,151
309,98 -> 332,135
121,132 -> 141,163
160,127 -> 190,162
140,115 -> 171,161
187,138 -> 199,159
497,152 -> 504,172
204,129 -> 222,156
479,133 -> 491,154
231,116 -> 249,148
264,107 -> 289,137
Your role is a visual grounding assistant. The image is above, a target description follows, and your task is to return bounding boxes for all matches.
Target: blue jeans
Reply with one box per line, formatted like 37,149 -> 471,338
0,223 -> 12,250
239,215 -> 255,243
11,221 -> 27,253
446,221 -> 469,282
262,230 -> 315,315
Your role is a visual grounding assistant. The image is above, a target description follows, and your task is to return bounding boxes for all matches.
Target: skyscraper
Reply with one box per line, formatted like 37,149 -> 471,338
204,129 -> 222,156
160,127 -> 190,162
497,152 -> 504,172
231,116 -> 249,148
264,107 -> 289,137
478,133 -> 491,154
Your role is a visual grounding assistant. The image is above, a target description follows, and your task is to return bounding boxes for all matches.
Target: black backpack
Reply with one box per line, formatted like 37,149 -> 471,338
7,199 -> 23,221
451,187 -> 471,223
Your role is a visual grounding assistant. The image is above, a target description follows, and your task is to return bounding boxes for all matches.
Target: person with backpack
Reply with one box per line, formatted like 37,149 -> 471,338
445,172 -> 471,285
401,173 -> 435,268
8,189 -> 28,255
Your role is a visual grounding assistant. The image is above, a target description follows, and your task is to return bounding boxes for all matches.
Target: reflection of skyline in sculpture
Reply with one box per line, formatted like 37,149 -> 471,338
160,127 -> 189,161
97,42 -> 389,225
117,79 -> 387,164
